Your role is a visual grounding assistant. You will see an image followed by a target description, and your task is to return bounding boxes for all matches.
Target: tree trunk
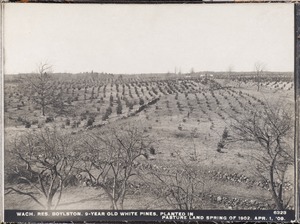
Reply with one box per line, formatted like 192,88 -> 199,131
118,198 -> 124,210
111,199 -> 118,210
256,72 -> 260,91
269,165 -> 284,210
54,181 -> 63,209
47,195 -> 53,210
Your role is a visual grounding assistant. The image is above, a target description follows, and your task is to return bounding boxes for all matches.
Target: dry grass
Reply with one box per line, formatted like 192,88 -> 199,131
4,77 -> 295,210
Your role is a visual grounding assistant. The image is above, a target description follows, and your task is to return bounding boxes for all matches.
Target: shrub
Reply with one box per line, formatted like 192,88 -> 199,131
32,119 -> 38,125
222,127 -> 229,139
72,121 -> 80,128
45,116 -> 54,123
65,118 -> 71,126
87,117 -> 95,126
218,141 -> 224,149
25,121 -> 31,128
129,103 -> 134,110
106,106 -> 112,115
139,98 -> 145,105
117,103 -> 122,115
17,116 -> 23,123
149,146 -> 156,155
102,107 -> 112,121
217,140 -> 225,153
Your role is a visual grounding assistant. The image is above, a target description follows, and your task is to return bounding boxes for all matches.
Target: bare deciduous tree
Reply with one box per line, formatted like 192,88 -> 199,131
77,123 -> 153,210
231,101 -> 293,209
5,128 -> 81,210
142,157 -> 207,210
19,63 -> 57,116
254,62 -> 266,91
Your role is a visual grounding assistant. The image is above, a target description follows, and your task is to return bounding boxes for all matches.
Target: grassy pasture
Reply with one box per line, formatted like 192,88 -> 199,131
4,72 -> 294,210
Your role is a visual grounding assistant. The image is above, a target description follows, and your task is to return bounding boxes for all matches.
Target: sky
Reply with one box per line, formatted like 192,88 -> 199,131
4,3 -> 294,74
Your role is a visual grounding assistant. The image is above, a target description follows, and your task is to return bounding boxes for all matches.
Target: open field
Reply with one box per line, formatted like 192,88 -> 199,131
4,72 -> 295,210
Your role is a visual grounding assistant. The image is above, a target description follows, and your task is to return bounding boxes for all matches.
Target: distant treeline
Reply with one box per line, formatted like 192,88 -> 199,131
4,71 -> 294,84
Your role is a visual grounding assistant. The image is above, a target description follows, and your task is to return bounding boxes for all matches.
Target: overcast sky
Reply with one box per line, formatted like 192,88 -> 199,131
4,3 -> 294,74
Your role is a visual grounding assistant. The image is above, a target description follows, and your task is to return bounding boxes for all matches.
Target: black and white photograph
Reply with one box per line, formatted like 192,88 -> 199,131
2,3 -> 296,221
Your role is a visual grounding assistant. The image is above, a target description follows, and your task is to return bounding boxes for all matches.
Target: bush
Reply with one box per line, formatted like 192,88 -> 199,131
102,114 -> 109,121
149,146 -> 156,155
37,122 -> 44,128
87,117 -> 95,126
72,121 -> 80,128
117,103 -> 122,115
217,141 -> 224,149
65,119 -> 71,126
102,107 -> 112,121
217,140 -> 225,152
139,98 -> 145,105
222,127 -> 229,139
107,106 -> 112,115
25,121 -> 31,128
45,116 -> 54,123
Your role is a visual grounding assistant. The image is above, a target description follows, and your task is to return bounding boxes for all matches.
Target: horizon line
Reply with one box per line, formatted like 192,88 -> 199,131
4,70 -> 294,76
